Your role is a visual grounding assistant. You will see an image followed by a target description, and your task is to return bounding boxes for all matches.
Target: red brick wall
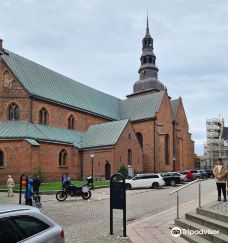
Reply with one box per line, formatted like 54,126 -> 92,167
82,122 -> 143,178
174,98 -> 195,171
0,140 -> 80,183
0,140 -> 32,184
114,122 -> 143,173
132,120 -> 154,172
0,60 -> 31,121
32,99 -> 109,131
155,90 -> 174,172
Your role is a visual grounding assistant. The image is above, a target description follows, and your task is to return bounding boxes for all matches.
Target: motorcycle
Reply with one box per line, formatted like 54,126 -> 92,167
56,176 -> 93,201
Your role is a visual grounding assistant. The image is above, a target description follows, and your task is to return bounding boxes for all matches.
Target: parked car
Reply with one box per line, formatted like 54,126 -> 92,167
125,173 -> 165,189
169,172 -> 187,183
0,204 -> 65,243
160,173 -> 182,186
197,169 -> 208,179
203,169 -> 214,178
182,169 -> 201,180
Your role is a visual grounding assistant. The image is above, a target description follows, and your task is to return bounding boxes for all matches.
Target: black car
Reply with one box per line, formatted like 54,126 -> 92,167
203,169 -> 214,178
197,170 -> 208,179
160,173 -> 182,186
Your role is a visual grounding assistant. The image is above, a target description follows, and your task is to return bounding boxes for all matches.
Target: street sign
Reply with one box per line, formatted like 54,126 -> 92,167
110,173 -> 126,237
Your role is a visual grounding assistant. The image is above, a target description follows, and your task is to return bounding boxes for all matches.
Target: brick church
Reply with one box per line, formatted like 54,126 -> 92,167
0,19 -> 194,182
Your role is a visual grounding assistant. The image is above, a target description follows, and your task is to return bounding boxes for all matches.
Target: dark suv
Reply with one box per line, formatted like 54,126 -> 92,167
160,173 -> 182,186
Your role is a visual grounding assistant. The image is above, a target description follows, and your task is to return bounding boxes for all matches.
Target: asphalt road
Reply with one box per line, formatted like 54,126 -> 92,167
38,179 -> 217,243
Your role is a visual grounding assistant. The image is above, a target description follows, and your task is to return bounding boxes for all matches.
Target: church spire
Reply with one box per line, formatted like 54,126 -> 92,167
132,14 -> 165,94
146,11 -> 150,36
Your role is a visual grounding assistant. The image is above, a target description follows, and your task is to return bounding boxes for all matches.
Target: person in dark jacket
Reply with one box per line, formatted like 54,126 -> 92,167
33,175 -> 41,196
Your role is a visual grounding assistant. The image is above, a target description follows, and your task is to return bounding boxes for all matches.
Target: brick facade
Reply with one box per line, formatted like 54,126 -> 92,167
0,51 -> 194,183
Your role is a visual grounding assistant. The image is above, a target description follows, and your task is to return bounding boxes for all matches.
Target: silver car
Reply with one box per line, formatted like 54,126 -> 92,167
0,204 -> 65,243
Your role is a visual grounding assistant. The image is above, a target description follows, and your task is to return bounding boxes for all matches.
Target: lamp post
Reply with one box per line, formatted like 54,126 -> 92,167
173,156 -> 176,172
90,149 -> 94,188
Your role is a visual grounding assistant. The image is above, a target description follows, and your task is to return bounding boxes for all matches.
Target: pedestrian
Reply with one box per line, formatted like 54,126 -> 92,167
186,171 -> 193,181
33,175 -> 41,196
6,175 -> 14,197
25,178 -> 34,206
213,158 -> 227,202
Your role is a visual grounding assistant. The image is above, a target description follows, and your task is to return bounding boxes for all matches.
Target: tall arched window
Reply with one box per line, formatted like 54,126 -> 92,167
8,103 -> 20,120
39,108 -> 48,125
59,149 -> 68,166
0,150 -> 4,167
148,57 -> 152,63
128,149 -> 132,166
136,132 -> 143,148
165,134 -> 169,164
68,115 -> 75,129
143,57 -> 147,64
3,71 -> 12,88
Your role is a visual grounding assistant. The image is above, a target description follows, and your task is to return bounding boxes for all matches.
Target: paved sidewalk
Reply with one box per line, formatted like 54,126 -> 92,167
127,190 -> 217,243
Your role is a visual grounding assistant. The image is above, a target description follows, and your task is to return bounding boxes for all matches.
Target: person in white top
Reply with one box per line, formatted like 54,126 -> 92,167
6,175 -> 14,197
213,158 -> 227,201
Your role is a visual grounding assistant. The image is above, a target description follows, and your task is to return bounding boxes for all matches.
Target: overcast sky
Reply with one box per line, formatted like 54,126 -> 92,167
1,0 -> 228,155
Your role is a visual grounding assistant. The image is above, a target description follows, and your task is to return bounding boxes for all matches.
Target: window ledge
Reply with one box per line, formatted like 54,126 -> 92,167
59,165 -> 68,168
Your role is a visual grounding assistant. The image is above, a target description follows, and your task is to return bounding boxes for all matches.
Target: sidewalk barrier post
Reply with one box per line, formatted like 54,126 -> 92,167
110,173 -> 126,237
198,182 -> 201,208
177,191 -> 179,219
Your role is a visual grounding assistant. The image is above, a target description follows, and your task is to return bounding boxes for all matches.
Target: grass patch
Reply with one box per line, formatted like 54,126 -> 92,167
0,180 -> 110,191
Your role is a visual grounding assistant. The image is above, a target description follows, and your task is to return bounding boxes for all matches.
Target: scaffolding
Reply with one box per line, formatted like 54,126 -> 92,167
204,118 -> 223,168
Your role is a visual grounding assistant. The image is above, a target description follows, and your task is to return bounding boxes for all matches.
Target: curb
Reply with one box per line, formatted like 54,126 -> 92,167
0,185 -> 109,195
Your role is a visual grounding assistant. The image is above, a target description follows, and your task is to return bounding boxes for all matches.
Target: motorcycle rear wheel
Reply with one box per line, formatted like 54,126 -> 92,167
56,191 -> 67,201
82,191 -> 91,200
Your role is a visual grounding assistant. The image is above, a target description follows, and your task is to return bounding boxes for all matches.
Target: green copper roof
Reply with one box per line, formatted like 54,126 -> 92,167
170,99 -> 180,120
0,121 -> 84,146
2,50 -> 122,120
121,91 -> 164,121
1,49 -> 165,122
80,119 -> 129,148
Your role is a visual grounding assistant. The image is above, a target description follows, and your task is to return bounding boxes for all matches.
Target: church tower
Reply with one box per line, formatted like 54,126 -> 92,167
132,15 -> 165,95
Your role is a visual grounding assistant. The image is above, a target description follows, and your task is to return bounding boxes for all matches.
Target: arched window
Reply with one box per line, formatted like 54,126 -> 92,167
148,39 -> 152,46
0,150 -> 4,167
136,132 -> 143,148
143,57 -> 147,64
128,133 -> 131,143
128,149 -> 132,166
39,108 -> 48,125
8,103 -> 20,120
144,39 -> 147,46
3,71 -> 12,88
148,57 -> 152,63
165,134 -> 169,164
68,115 -> 75,129
59,149 -> 68,166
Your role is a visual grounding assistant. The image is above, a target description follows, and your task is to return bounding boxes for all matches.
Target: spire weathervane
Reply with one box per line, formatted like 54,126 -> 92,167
146,9 -> 150,35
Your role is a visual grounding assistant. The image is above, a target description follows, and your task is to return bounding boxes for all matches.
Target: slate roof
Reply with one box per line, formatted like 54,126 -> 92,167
170,99 -> 180,120
80,119 -> 129,148
0,121 -> 84,146
1,50 -> 122,120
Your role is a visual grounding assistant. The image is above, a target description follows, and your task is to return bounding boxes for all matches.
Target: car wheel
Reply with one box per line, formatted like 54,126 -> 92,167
195,176 -> 200,180
170,180 -> 176,186
203,175 -> 207,179
180,179 -> 184,184
210,175 -> 214,179
152,182 -> 159,189
126,183 -> 132,190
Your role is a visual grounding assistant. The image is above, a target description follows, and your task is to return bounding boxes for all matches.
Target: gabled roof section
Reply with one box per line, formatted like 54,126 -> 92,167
120,91 -> 164,121
171,98 -> 180,120
0,121 -> 84,146
80,119 -> 129,149
1,50 -> 122,120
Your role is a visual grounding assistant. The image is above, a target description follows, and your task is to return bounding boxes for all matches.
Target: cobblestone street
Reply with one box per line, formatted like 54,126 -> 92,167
0,179 -> 216,242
